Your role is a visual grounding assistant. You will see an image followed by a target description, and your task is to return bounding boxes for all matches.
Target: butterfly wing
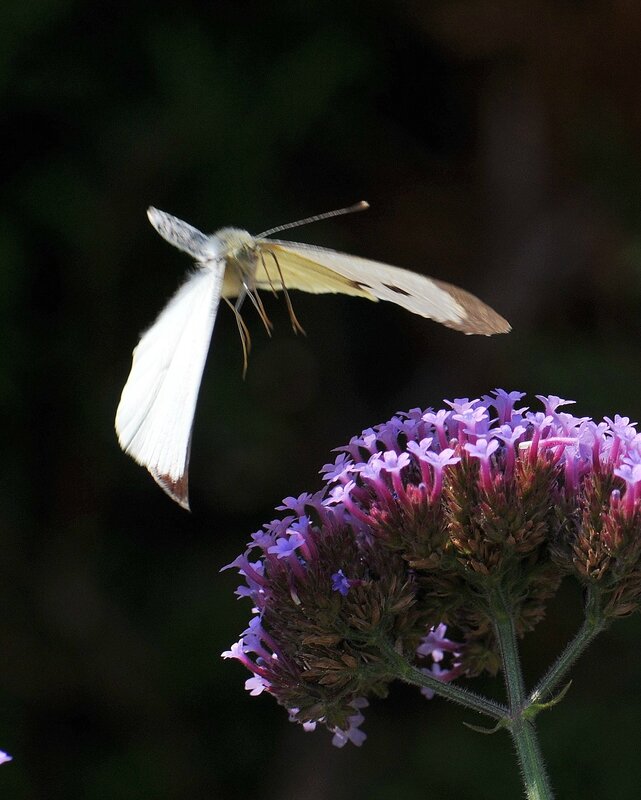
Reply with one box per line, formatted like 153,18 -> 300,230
253,241 -> 375,300
115,263 -> 225,509
147,206 -> 214,260
256,240 -> 510,335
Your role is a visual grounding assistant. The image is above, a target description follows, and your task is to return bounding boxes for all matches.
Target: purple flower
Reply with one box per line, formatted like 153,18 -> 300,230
417,623 -> 461,663
422,408 -> 451,449
453,406 -> 491,441
407,437 -> 435,487
331,569 -> 352,596
245,675 -> 270,696
445,397 -> 479,415
380,450 -> 411,472
0,752 -> 11,766
535,395 -> 576,416
321,453 -> 354,482
424,448 -> 461,501
267,531 -> 306,559
224,390 -> 641,747
463,437 -> 500,491
486,389 -> 527,424
419,663 -> 445,700
331,705 -> 368,748
221,640 -> 253,668
614,462 -> 641,515
277,492 -> 324,516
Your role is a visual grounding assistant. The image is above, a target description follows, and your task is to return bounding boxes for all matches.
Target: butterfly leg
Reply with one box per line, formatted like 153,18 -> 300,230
265,250 -> 306,336
240,281 -> 274,337
224,294 -> 252,377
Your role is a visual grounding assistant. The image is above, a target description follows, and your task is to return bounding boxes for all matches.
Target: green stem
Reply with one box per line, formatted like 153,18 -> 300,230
380,639 -> 507,720
509,717 -> 554,800
492,594 -> 526,710
491,591 -> 554,800
529,584 -> 606,705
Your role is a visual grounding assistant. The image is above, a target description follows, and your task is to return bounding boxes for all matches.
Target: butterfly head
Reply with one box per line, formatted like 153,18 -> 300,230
212,227 -> 257,262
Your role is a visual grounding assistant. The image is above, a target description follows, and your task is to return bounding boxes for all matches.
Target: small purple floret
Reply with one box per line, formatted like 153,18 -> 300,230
267,531 -> 306,559
331,569 -> 352,596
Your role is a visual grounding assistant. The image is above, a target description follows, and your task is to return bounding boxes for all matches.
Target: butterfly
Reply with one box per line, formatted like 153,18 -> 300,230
115,202 -> 510,510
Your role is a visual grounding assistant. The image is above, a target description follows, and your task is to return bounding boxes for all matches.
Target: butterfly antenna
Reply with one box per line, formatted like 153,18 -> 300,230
257,201 -> 369,238
265,250 -> 306,336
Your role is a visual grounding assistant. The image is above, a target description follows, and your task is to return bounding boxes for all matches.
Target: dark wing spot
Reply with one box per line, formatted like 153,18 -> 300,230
351,280 -> 372,290
383,283 -> 411,296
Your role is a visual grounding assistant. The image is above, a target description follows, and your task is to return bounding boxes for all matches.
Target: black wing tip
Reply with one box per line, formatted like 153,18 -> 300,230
433,279 -> 511,336
151,469 -> 191,512
477,315 -> 511,336
114,436 -> 192,511
457,312 -> 511,336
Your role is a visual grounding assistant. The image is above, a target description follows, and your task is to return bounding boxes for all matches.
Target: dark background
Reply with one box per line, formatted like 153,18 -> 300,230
3,1 -> 641,797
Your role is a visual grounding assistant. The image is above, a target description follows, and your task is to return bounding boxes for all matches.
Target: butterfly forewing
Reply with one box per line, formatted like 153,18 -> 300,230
258,240 -> 510,335
147,206 -> 214,260
253,241 -> 376,300
115,264 -> 225,509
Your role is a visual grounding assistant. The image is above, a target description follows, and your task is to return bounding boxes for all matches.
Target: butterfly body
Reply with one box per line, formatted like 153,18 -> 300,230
116,206 -> 510,509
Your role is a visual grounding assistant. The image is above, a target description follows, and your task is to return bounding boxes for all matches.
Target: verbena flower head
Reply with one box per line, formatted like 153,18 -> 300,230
224,390 -> 641,745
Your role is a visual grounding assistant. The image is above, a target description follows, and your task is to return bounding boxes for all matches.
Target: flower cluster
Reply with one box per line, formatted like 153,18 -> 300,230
223,390 -> 641,745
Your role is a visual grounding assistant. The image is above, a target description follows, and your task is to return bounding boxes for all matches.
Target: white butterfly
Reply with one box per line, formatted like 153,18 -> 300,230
115,203 -> 510,510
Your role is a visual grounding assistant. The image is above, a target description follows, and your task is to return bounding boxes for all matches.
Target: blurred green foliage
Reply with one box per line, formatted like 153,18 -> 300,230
2,0 -> 641,797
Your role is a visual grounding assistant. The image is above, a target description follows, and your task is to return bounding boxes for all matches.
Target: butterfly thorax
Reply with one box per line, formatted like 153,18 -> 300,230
213,227 -> 260,298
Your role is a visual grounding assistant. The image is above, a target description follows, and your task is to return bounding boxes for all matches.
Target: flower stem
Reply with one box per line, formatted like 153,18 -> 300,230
491,590 -> 554,800
529,584 -> 606,705
509,717 -> 554,800
380,639 -> 507,720
492,592 -> 526,709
